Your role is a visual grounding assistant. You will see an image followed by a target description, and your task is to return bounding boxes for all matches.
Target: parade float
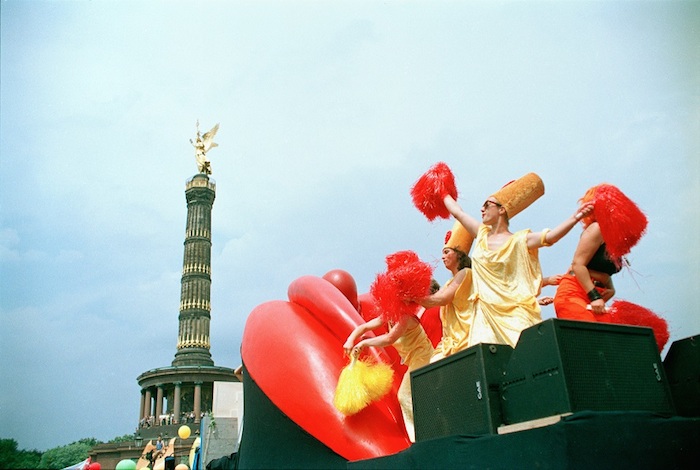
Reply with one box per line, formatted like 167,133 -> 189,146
233,163 -> 699,469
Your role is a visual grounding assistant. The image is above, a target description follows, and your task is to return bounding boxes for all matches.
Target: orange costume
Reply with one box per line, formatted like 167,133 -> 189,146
553,184 -> 647,324
554,242 -> 620,322
554,274 -> 610,322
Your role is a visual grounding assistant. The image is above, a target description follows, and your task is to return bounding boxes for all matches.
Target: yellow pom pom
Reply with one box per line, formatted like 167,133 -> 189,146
361,360 -> 394,402
334,356 -> 371,415
333,356 -> 394,416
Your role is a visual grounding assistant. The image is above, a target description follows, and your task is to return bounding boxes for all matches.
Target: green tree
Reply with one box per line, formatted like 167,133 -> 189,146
0,438 -> 42,469
108,433 -> 135,444
38,438 -> 100,469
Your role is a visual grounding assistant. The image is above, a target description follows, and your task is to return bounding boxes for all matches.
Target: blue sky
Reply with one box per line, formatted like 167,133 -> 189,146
1,0 -> 698,452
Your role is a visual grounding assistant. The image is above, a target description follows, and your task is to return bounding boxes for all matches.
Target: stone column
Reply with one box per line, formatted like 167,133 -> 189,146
144,389 -> 152,420
139,390 -> 146,426
173,174 -> 215,367
194,382 -> 202,424
155,385 -> 164,426
173,382 -> 182,425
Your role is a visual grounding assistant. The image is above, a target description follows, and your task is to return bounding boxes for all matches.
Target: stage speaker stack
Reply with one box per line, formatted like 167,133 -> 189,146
500,319 -> 675,425
411,343 -> 513,441
663,335 -> 699,417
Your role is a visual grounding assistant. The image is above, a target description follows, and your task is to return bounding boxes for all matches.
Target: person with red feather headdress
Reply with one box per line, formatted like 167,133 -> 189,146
551,184 -> 669,351
552,184 -> 639,320
343,251 -> 435,442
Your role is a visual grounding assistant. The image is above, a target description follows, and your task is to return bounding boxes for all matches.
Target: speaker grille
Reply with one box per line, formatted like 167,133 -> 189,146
411,343 -> 512,440
501,319 -> 675,424
663,335 -> 700,416
558,324 -> 669,410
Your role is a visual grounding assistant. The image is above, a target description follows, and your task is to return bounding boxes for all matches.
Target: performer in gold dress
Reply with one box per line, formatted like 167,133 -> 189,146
442,173 -> 594,347
417,220 -> 474,362
343,314 -> 433,442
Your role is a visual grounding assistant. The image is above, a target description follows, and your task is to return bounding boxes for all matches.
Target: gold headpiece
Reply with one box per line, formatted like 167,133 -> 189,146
490,172 -> 544,218
444,220 -> 474,254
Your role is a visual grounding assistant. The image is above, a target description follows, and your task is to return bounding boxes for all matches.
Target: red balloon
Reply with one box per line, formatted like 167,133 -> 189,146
89,463 -> 101,470
322,269 -> 359,311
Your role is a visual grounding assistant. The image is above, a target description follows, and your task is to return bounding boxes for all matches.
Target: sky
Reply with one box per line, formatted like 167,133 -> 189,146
1,0 -> 698,453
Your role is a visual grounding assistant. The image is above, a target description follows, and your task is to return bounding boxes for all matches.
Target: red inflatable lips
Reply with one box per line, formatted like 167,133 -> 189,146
241,275 -> 412,461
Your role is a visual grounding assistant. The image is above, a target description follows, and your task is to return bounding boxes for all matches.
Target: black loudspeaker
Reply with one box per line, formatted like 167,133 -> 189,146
411,343 -> 513,440
501,319 -> 675,425
664,335 -> 700,417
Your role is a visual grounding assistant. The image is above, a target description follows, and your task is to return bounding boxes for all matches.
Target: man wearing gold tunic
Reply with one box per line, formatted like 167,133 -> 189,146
442,173 -> 594,348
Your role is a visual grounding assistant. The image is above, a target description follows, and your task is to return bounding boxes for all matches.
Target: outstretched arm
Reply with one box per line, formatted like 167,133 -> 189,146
417,268 -> 467,307
353,315 -> 414,353
527,202 -> 594,249
541,274 -> 563,286
343,316 -> 384,355
443,195 -> 480,237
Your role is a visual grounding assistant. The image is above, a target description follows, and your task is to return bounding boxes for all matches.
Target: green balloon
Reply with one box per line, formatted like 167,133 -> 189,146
115,459 -> 137,470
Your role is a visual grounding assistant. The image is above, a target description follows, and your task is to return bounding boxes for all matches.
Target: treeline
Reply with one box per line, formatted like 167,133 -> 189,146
0,435 -> 134,469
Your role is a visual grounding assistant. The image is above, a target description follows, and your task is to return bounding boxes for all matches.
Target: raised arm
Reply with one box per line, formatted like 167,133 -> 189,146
443,195 -> 480,237
527,201 -> 594,249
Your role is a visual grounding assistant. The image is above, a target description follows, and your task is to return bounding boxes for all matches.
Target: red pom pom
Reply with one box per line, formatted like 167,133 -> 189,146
370,251 -> 435,324
410,162 -> 458,221
369,272 -> 400,320
594,185 -> 648,260
600,299 -> 670,351
385,250 -> 421,271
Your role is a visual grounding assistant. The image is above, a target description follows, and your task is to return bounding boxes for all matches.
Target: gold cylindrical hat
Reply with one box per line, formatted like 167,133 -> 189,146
444,220 -> 474,254
490,172 -> 544,219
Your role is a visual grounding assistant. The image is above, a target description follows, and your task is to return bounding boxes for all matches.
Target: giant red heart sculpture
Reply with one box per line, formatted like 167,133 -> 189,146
241,275 -> 412,461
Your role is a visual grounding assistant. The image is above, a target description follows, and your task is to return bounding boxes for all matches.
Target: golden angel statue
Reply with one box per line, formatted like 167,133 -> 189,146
190,120 -> 219,174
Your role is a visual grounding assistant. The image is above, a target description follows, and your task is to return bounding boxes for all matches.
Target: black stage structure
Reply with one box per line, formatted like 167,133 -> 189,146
234,320 -> 699,469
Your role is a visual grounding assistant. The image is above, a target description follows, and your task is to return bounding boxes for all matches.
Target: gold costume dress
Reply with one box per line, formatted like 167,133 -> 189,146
468,225 -> 542,347
392,319 -> 434,442
430,269 -> 474,363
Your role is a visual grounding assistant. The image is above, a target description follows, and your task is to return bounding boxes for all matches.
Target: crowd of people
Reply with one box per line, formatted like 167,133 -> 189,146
138,410 -> 206,429
341,165 -> 661,441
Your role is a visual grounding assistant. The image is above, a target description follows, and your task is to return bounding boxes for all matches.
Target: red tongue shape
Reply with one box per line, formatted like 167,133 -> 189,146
241,275 -> 411,461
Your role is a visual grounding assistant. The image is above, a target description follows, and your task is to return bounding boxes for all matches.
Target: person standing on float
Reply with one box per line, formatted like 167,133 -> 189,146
553,183 -> 646,321
417,220 -> 474,362
343,311 -> 433,443
442,173 -> 594,347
